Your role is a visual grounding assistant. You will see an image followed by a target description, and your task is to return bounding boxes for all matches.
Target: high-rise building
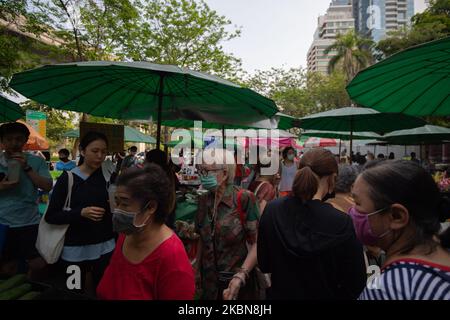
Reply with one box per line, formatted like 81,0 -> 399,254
307,0 -> 355,75
353,0 -> 415,43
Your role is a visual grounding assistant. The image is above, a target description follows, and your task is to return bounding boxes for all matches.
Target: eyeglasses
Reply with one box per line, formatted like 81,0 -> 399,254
198,167 -> 224,177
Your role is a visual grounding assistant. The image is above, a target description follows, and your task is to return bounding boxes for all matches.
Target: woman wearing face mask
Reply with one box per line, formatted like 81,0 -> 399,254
278,147 -> 298,197
96,164 -> 195,300
45,131 -> 115,296
195,149 -> 263,300
258,148 -> 367,299
351,160 -> 450,300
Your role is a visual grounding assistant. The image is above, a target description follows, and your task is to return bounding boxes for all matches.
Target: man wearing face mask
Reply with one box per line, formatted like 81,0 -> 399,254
55,148 -> 76,172
194,149 -> 264,300
258,148 -> 367,300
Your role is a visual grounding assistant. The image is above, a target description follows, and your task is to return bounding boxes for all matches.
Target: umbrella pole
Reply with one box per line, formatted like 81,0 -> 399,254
222,126 -> 225,149
156,75 -> 165,149
350,119 -> 353,164
339,139 -> 342,157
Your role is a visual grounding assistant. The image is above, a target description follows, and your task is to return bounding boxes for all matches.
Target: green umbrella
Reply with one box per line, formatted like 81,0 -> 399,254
347,37 -> 450,116
10,61 -> 279,147
0,94 -> 25,122
162,112 -> 299,130
62,126 -> 156,144
300,107 -> 426,157
382,124 -> 450,145
302,130 -> 381,140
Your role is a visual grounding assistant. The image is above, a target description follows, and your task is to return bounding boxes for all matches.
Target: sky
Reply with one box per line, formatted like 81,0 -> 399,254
204,0 -> 428,74
203,0 -> 332,73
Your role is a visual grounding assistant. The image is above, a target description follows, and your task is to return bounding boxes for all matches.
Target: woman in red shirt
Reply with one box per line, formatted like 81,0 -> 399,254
97,164 -> 195,300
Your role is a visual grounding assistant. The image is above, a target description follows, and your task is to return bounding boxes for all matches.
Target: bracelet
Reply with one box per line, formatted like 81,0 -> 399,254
232,273 -> 246,287
237,268 -> 250,280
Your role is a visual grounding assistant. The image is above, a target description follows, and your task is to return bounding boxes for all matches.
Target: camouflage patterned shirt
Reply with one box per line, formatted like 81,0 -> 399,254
196,185 -> 260,300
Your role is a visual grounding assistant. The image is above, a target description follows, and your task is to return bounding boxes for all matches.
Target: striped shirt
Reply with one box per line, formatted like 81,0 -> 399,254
359,258 -> 450,300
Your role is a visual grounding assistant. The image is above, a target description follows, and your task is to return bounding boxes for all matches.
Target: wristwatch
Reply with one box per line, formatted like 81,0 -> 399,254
24,165 -> 33,173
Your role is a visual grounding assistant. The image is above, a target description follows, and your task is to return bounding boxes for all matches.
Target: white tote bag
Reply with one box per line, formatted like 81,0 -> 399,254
36,171 -> 73,264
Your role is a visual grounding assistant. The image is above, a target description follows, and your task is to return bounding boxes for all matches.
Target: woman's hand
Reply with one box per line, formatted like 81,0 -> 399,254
223,274 -> 244,300
81,206 -> 105,222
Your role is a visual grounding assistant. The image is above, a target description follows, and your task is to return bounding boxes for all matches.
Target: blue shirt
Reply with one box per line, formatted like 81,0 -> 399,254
0,152 -> 52,227
55,160 -> 76,171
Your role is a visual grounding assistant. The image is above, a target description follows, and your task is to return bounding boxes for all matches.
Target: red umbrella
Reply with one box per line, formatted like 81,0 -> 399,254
17,120 -> 49,151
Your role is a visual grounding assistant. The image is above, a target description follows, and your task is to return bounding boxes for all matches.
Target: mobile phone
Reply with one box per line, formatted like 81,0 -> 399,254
0,172 -> 5,182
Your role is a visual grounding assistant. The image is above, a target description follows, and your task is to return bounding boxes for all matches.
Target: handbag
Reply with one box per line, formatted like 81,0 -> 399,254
36,171 -> 74,264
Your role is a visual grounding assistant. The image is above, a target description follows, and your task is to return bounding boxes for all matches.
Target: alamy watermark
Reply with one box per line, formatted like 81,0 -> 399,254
170,121 -> 281,175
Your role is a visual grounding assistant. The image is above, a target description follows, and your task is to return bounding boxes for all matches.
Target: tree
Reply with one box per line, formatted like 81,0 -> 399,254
376,0 -> 450,58
324,29 -> 374,82
0,0 -> 56,90
21,100 -> 77,149
125,0 -> 243,80
244,68 -> 350,118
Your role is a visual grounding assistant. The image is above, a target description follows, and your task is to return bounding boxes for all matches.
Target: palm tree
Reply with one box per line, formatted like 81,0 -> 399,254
324,30 -> 375,83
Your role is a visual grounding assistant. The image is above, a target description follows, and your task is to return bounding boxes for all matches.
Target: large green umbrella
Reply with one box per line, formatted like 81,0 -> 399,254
63,126 -> 156,144
347,37 -> 450,116
382,124 -> 450,145
10,61 -> 279,147
0,94 -> 25,122
300,107 -> 426,156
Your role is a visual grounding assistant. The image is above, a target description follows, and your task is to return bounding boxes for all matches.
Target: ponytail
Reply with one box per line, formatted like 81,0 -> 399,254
293,166 -> 318,202
292,148 -> 338,202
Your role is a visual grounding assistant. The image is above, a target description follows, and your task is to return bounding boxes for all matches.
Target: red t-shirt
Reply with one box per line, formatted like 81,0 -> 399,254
97,233 -> 195,300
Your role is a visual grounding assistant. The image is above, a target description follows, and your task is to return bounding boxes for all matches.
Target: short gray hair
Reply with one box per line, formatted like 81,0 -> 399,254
335,164 -> 359,193
196,148 -> 236,185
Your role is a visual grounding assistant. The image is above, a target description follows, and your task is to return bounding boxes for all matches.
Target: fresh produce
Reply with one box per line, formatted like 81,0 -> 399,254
0,274 -> 27,293
0,283 -> 32,300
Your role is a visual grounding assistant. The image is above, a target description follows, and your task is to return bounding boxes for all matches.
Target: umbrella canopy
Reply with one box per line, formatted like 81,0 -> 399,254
347,37 -> 450,116
62,126 -> 156,144
383,124 -> 450,145
17,120 -> 49,150
304,137 -> 338,148
162,112 -> 298,130
302,130 -> 381,140
10,61 -> 279,147
300,107 -> 426,133
0,94 -> 25,122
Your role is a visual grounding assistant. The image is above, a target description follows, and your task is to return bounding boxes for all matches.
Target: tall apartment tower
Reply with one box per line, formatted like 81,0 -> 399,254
353,0 -> 415,43
307,0 -> 355,74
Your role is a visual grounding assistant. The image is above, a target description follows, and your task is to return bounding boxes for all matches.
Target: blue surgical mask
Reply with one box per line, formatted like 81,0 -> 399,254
287,154 -> 295,161
200,174 -> 218,191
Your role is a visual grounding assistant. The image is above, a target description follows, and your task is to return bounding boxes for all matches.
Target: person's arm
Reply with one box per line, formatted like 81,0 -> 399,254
223,191 -> 260,300
45,172 -> 83,225
28,157 -> 53,192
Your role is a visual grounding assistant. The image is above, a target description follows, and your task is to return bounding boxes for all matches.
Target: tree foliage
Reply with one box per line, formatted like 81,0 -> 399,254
324,29 -> 374,82
244,68 -> 350,118
376,0 -> 450,58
